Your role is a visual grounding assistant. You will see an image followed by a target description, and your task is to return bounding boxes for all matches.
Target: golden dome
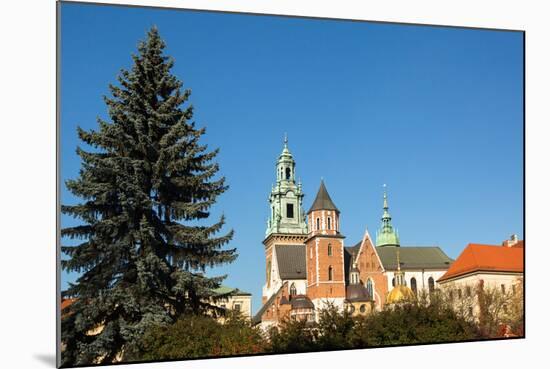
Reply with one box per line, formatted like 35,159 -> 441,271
386,285 -> 416,304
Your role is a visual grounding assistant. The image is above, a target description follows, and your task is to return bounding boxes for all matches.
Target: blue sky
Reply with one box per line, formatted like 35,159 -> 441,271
60,3 -> 523,313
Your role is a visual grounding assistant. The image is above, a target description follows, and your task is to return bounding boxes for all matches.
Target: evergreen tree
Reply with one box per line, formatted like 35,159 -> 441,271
61,27 -> 236,366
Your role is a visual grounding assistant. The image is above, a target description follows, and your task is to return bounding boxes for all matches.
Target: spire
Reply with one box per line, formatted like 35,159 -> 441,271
383,184 -> 388,210
396,249 -> 401,272
394,249 -> 404,285
376,184 -> 400,247
308,180 -> 339,213
349,251 -> 360,285
280,133 -> 292,158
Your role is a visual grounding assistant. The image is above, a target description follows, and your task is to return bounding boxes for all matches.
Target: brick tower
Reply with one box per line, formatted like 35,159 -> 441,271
305,180 -> 346,312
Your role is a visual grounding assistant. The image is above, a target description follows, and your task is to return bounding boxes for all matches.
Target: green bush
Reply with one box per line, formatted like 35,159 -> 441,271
128,313 -> 266,361
349,303 -> 480,347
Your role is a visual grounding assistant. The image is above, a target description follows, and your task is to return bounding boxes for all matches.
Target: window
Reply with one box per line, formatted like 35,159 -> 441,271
349,305 -> 356,313
392,277 -> 395,287
290,283 -> 297,296
410,277 -> 417,295
328,243 -> 332,256
512,284 -> 516,294
457,289 -> 462,298
468,307 -> 473,316
366,279 -> 373,300
428,277 -> 435,293
316,218 -> 320,230
449,290 -> 454,301
501,284 -> 506,294
466,286 -> 472,297
328,266 -> 333,281
360,304 -> 366,313
233,303 -> 241,311
327,217 -> 331,230
285,167 -> 291,180
286,203 -> 294,218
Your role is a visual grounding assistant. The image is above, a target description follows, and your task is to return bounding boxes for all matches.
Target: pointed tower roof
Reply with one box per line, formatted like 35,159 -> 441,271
376,184 -> 400,247
308,180 -> 339,213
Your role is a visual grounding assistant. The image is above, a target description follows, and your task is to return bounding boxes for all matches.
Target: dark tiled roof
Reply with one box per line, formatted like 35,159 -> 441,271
308,180 -> 339,213
252,286 -> 283,325
290,295 -> 314,309
344,242 -> 361,282
276,245 -> 307,280
376,246 -> 453,270
346,284 -> 371,302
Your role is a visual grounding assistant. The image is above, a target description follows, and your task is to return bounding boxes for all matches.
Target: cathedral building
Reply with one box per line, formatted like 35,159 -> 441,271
252,138 -> 453,329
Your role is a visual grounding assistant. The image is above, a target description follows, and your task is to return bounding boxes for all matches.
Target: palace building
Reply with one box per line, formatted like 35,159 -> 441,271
252,138 -> 454,329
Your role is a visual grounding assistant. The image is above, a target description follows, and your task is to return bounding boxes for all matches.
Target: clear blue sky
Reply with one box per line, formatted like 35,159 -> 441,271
60,3 -> 523,313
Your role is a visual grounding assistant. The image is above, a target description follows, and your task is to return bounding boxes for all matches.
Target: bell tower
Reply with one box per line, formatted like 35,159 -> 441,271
305,180 -> 346,312
262,135 -> 308,304
265,135 -> 307,236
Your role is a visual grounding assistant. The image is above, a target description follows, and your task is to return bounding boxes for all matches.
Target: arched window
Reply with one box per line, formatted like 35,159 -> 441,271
328,243 -> 332,256
328,266 -> 333,281
316,218 -> 320,230
410,277 -> 417,295
428,277 -> 435,293
366,279 -> 373,300
285,167 -> 291,180
327,217 -> 331,230
392,277 -> 395,287
290,283 -> 297,296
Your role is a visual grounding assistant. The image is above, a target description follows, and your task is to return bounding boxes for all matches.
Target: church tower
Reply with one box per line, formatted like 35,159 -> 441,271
305,180 -> 346,312
262,136 -> 308,304
265,135 -> 307,236
376,185 -> 400,247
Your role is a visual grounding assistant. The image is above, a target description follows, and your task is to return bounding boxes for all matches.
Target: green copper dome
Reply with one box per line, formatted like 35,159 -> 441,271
376,185 -> 400,247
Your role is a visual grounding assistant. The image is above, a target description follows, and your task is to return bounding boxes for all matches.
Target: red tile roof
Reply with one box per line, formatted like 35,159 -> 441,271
61,298 -> 76,310
438,242 -> 524,282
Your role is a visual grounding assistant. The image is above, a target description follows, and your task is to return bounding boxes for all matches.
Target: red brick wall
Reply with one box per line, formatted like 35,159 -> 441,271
306,236 -> 346,300
260,281 -> 292,323
308,210 -> 340,236
356,235 -> 388,308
